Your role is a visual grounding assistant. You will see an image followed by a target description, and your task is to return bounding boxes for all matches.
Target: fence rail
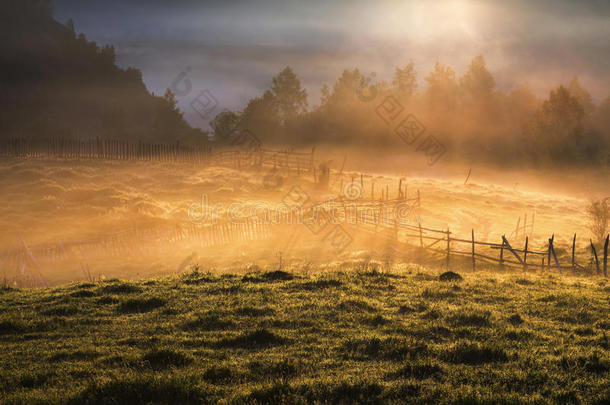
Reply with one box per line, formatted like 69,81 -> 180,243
346,205 -> 608,276
0,137 -> 317,172
1,136 -> 212,163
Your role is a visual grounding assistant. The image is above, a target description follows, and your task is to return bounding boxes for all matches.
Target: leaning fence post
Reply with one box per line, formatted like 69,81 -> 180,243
471,229 -> 475,272
446,228 -> 450,270
604,234 -> 610,277
523,236 -> 529,271
550,237 -> 561,274
499,236 -> 504,269
590,239 -> 600,275
572,233 -> 576,271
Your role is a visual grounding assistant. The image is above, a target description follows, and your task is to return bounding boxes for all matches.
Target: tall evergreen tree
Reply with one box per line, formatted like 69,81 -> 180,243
270,66 -> 308,123
393,62 -> 417,98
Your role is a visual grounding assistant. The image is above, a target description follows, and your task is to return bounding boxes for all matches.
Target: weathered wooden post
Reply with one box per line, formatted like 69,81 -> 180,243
503,236 -> 524,268
604,234 -> 610,277
547,234 -> 554,272
571,234 -> 576,271
471,229 -> 475,272
499,236 -> 505,269
550,236 -> 561,275
418,222 -> 423,248
523,236 -> 529,271
446,228 -> 450,270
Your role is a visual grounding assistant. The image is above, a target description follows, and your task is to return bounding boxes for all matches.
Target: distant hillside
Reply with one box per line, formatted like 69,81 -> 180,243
0,0 -> 208,144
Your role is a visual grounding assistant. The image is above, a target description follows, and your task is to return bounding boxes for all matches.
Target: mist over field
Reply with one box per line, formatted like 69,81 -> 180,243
1,1 -> 609,404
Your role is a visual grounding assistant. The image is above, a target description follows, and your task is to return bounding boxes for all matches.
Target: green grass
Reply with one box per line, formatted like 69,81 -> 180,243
0,268 -> 609,404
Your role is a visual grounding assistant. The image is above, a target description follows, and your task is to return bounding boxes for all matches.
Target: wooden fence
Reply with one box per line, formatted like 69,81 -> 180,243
0,137 -> 212,163
343,202 -> 608,276
210,147 -> 316,174
1,217 -> 275,287
0,137 -> 317,172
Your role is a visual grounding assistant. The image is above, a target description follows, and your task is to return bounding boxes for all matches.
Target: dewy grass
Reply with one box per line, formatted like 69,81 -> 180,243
0,268 -> 608,404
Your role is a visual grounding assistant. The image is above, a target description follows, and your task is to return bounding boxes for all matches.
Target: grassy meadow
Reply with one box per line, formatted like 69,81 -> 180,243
1,265 -> 609,404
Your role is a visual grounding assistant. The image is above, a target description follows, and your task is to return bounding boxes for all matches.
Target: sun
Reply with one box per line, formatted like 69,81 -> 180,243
374,0 -> 480,40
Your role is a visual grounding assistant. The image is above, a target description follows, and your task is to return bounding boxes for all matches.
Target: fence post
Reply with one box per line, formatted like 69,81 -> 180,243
499,236 -> 504,269
604,234 -> 610,277
446,228 -> 450,270
547,234 -> 553,272
523,235 -> 529,271
471,229 -> 475,272
550,236 -> 561,275
590,239 -> 600,275
572,233 -> 576,271
418,222 -> 423,248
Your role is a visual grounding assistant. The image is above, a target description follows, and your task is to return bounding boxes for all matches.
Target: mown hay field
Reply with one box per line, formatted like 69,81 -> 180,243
1,266 -> 609,404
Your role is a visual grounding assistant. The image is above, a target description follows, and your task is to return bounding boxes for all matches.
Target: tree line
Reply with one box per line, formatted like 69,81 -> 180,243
212,59 -> 610,168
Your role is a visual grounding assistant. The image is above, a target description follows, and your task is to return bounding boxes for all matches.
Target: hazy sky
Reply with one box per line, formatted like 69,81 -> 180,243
53,0 -> 610,128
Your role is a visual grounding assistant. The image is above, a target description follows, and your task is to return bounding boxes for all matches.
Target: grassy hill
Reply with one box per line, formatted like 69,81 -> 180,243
1,266 -> 608,404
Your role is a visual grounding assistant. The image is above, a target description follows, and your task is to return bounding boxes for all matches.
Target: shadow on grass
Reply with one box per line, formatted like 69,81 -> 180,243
49,350 -> 99,362
100,283 -> 142,294
203,366 -> 235,384
141,348 -> 192,370
242,270 -> 294,283
216,328 -> 286,349
42,304 -> 79,316
235,306 -> 276,317
243,380 -> 388,404
117,297 -> 166,314
340,337 -> 427,361
385,361 -> 444,380
446,310 -> 491,327
336,299 -> 377,313
69,374 -> 212,405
